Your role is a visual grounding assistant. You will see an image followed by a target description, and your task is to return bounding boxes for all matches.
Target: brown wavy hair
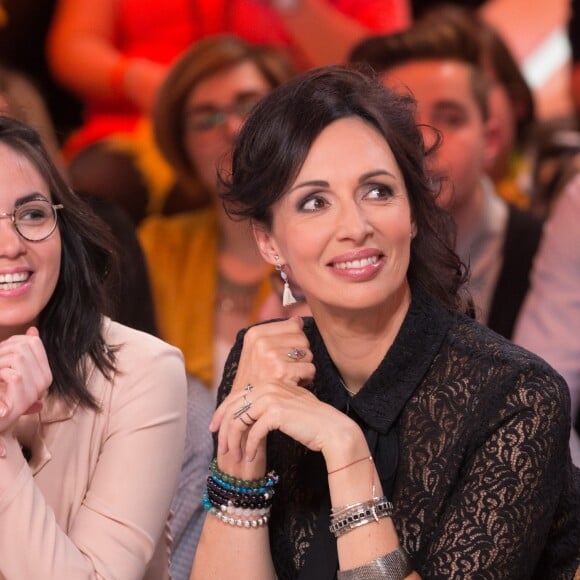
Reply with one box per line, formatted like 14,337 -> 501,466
153,34 -> 295,208
221,65 -> 470,313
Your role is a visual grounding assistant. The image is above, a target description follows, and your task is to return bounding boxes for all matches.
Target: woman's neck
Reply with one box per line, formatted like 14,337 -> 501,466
313,283 -> 411,394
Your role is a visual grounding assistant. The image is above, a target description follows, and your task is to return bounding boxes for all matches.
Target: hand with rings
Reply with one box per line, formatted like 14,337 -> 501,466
287,348 -> 307,361
211,317 -> 316,466
222,316 -> 314,394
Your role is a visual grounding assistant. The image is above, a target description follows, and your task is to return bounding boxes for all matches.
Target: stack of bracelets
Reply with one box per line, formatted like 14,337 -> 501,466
202,459 -> 279,528
329,496 -> 394,538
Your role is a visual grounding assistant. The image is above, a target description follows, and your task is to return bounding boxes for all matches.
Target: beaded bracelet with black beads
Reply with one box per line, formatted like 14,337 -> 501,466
206,479 -> 273,510
206,473 -> 275,501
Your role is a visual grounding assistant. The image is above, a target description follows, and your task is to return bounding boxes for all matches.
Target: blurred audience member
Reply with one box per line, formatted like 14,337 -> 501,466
46,0 -> 411,222
350,8 -> 543,338
169,375 -> 214,580
569,0 -> 580,120
0,0 -> 81,139
361,4 -> 537,208
0,63 -> 63,167
139,36 -> 295,392
513,173 -> 580,467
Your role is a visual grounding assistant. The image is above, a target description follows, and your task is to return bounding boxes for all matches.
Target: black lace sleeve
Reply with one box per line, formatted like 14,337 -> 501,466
216,327 -> 248,407
396,321 -> 580,579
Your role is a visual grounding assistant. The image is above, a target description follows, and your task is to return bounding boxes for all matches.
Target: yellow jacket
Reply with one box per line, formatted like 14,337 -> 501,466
139,208 -> 272,387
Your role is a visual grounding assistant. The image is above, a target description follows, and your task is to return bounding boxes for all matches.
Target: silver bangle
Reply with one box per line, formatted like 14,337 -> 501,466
329,497 -> 393,538
331,496 -> 387,518
337,547 -> 413,580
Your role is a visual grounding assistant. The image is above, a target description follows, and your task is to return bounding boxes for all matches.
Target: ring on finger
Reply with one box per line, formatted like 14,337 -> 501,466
233,394 -> 252,419
238,415 -> 253,427
287,347 -> 306,361
245,411 -> 257,424
245,384 -> 254,393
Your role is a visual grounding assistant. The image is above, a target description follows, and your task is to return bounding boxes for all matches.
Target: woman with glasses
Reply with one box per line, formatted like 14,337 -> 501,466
0,116 -> 187,579
140,36 -> 296,394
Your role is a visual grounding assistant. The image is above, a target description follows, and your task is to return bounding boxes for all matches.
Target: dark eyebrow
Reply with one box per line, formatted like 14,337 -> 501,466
14,192 -> 50,207
289,180 -> 329,193
358,170 -> 396,183
290,170 -> 396,193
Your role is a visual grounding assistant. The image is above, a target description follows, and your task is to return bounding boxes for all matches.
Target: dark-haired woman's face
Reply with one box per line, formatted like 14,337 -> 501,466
183,60 -> 272,199
254,117 -> 415,316
0,144 -> 61,340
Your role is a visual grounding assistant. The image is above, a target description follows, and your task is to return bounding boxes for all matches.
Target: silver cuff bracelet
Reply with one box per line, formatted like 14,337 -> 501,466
336,547 -> 413,580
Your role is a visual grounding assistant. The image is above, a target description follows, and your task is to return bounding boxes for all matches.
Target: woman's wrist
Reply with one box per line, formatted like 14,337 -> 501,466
216,447 -> 267,482
322,416 -> 367,471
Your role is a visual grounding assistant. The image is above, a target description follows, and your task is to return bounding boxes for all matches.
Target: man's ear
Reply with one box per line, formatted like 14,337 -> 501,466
252,222 -> 282,265
483,115 -> 502,169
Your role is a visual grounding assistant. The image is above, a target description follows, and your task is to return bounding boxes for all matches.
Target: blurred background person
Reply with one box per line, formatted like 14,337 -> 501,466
45,0 -> 411,223
513,173 -> 580,467
350,7 -> 544,339
139,36 -> 295,394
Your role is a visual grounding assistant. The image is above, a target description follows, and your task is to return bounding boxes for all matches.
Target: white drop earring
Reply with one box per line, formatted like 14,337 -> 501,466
274,255 -> 297,307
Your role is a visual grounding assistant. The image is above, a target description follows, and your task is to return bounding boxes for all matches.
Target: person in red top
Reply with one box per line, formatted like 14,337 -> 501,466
46,0 -> 411,223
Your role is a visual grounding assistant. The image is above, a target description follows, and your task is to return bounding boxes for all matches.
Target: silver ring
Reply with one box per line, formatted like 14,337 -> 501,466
245,384 -> 254,393
287,347 -> 306,361
233,394 -> 252,419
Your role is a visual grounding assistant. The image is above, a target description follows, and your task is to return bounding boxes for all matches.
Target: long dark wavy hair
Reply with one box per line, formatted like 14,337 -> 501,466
221,65 -> 469,313
0,116 -> 118,409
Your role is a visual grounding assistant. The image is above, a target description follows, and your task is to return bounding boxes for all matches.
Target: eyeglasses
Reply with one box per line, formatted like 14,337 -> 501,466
0,199 -> 64,242
184,94 -> 264,133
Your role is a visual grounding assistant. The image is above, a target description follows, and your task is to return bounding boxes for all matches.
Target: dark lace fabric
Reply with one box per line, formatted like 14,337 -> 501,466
217,289 -> 580,579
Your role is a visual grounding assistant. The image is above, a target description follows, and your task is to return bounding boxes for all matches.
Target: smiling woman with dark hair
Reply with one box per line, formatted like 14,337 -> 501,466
0,115 -> 187,579
191,66 -> 579,580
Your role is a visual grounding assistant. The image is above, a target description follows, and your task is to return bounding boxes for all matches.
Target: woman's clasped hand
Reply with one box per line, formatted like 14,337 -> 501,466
0,327 -> 51,431
212,317 -> 354,465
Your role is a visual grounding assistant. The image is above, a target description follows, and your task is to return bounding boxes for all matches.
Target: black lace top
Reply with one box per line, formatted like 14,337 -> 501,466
218,290 -> 580,579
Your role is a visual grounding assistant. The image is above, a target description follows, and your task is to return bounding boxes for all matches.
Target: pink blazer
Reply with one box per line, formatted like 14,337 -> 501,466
0,320 -> 187,579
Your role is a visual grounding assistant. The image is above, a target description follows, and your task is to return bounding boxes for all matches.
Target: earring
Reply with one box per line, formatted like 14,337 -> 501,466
274,255 -> 297,307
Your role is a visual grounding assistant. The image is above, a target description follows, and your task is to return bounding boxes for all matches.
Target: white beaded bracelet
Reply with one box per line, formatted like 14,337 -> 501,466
211,509 -> 270,528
